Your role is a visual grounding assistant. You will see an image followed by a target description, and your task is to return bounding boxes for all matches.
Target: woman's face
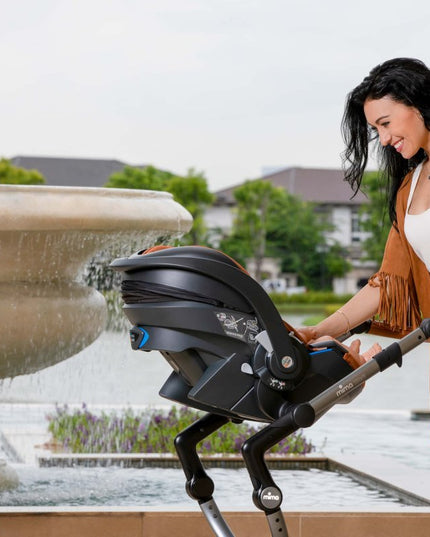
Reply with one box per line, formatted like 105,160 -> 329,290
364,95 -> 430,159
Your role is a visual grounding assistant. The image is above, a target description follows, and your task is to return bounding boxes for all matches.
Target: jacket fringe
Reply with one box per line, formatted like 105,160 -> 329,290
368,271 -> 421,335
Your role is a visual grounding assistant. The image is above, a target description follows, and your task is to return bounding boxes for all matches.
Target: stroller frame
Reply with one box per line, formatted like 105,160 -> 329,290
111,246 -> 430,537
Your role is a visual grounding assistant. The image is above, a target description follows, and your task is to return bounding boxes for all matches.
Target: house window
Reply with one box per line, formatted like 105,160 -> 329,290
351,209 -> 361,233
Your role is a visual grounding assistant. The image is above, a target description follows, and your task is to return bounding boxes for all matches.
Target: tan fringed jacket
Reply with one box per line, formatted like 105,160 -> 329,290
369,169 -> 430,338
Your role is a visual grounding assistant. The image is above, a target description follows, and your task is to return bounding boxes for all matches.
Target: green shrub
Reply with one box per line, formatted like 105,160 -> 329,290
270,291 -> 353,305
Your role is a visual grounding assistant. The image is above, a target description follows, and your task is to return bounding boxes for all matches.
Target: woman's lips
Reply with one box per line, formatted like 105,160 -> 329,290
393,139 -> 404,152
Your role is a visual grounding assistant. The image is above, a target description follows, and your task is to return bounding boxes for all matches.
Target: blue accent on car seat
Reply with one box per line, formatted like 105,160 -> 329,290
138,327 -> 149,348
309,348 -> 334,357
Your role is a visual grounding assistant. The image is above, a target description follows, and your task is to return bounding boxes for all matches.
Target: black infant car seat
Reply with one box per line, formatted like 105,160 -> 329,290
111,245 -> 430,537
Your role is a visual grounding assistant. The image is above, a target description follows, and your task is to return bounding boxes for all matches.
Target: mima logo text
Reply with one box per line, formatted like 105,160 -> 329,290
263,491 -> 280,501
336,382 -> 354,397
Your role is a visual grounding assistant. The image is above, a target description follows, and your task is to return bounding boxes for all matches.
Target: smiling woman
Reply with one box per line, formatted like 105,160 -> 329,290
298,58 -> 430,346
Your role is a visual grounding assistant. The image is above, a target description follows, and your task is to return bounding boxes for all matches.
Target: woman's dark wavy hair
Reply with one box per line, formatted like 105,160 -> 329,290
341,57 -> 430,223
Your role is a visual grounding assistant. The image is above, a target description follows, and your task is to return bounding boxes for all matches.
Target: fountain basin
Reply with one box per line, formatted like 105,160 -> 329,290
0,184 -> 192,378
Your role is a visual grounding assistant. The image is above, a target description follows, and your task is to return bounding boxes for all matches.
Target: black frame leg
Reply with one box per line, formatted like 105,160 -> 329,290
241,403 -> 315,537
174,412 -> 235,537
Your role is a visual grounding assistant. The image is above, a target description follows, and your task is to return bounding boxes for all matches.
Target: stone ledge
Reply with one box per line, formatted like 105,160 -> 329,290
38,452 -> 329,470
328,454 -> 430,507
2,509 -> 430,537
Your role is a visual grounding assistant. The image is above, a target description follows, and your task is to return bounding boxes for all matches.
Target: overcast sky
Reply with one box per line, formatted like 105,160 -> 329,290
1,0 -> 429,191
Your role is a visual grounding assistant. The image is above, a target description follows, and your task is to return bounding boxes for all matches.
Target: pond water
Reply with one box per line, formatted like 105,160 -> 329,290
0,463 -> 410,509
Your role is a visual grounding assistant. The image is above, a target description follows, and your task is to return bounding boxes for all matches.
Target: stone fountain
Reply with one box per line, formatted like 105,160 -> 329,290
0,183 -> 192,488
0,184 -> 191,378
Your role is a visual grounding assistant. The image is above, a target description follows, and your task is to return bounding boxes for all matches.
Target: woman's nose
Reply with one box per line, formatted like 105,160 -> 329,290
379,130 -> 391,146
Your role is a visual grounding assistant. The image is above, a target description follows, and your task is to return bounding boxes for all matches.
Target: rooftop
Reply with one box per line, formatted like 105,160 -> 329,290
10,156 -> 146,188
215,167 -> 369,206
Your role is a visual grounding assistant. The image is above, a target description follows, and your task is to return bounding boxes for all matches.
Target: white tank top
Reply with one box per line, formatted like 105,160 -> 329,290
404,162 -> 430,271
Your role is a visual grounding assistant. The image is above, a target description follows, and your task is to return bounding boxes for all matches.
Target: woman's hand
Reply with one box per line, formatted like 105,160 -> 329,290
341,338 -> 382,369
299,331 -> 382,369
297,326 -> 319,344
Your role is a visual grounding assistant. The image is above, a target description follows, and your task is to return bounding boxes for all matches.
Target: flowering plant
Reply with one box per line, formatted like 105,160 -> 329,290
47,404 -> 314,455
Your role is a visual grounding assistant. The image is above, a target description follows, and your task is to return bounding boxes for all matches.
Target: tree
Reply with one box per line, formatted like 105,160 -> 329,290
220,180 -> 279,281
359,171 -> 391,265
167,168 -> 215,245
104,164 -> 174,191
0,158 -> 45,184
105,164 -> 215,246
266,189 -> 348,289
220,179 -> 350,289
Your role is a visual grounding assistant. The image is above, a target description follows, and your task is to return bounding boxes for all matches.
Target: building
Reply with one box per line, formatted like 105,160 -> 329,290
10,156 -> 146,188
205,166 -> 377,294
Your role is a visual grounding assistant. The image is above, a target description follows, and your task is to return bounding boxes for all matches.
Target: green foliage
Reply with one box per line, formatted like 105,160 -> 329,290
359,171 -> 391,264
47,404 -> 315,456
268,192 -> 325,289
270,291 -> 353,305
167,168 -> 215,245
103,289 -> 129,332
220,179 -> 280,272
104,164 -> 174,191
105,164 -> 214,246
0,158 -> 45,184
221,179 -> 350,289
324,244 -> 352,278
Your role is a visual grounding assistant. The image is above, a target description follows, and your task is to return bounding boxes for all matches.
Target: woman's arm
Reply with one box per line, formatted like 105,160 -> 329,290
299,282 -> 380,342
